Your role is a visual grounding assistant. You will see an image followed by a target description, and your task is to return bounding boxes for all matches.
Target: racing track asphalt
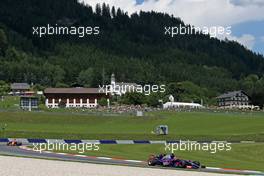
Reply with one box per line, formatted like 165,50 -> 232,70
0,144 -> 263,176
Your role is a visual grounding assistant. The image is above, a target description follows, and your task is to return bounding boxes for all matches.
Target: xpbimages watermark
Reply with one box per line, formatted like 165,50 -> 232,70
164,140 -> 232,154
99,84 -> 166,95
32,141 -> 100,154
164,24 -> 232,38
32,24 -> 100,38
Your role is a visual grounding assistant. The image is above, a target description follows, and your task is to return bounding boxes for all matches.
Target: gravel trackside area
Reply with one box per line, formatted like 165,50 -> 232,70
0,156 -> 238,176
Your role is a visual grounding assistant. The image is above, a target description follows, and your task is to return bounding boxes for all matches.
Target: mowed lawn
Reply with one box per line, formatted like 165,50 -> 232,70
0,110 -> 263,141
50,143 -> 264,172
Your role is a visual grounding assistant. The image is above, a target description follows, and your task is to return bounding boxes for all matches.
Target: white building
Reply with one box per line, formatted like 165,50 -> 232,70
163,95 -> 204,109
163,102 -> 204,109
44,88 -> 109,108
110,73 -> 137,95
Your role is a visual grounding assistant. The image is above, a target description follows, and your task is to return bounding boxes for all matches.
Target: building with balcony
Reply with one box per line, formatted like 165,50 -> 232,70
44,87 -> 108,108
216,90 -> 250,109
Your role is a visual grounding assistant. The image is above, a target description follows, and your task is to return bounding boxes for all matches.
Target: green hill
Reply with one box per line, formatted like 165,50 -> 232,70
0,0 -> 264,105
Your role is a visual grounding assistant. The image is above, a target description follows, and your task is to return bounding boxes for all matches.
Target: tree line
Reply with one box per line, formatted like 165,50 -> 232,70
0,0 -> 264,106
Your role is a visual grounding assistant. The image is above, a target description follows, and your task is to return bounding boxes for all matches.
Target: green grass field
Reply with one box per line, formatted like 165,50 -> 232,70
0,110 -> 263,141
47,143 -> 264,172
1,102 -> 263,172
0,96 -> 20,110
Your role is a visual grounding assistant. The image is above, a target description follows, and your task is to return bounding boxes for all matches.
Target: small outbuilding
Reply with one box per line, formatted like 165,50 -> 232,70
20,96 -> 39,111
155,125 -> 169,135
10,83 -> 30,96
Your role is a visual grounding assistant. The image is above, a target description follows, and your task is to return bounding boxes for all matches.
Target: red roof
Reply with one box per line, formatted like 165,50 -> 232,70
44,88 -> 105,94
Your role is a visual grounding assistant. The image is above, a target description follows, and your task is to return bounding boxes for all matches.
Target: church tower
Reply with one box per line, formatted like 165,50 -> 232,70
111,73 -> 115,85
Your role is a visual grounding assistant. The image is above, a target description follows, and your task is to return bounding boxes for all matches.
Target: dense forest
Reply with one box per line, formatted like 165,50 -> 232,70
0,0 -> 264,106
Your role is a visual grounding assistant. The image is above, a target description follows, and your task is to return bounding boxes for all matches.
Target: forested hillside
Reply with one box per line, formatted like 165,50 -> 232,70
0,0 -> 264,105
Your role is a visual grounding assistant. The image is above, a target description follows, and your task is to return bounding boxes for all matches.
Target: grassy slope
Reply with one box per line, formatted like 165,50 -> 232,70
0,110 -> 263,141
0,96 -> 20,109
49,143 -> 264,172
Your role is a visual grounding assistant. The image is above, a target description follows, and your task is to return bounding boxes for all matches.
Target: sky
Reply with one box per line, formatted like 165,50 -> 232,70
81,0 -> 264,55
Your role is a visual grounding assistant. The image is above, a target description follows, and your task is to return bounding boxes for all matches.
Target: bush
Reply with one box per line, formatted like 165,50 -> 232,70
98,98 -> 108,106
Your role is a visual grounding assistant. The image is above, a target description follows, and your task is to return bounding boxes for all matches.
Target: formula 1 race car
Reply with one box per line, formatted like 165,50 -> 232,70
147,154 -> 206,169
7,140 -> 22,146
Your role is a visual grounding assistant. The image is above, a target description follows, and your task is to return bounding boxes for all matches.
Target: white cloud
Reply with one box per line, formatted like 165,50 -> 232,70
80,0 -> 263,49
81,0 -> 264,27
216,32 -> 255,49
230,34 -> 256,49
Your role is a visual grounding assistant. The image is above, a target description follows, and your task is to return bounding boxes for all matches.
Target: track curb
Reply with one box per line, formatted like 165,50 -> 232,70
1,138 -> 262,145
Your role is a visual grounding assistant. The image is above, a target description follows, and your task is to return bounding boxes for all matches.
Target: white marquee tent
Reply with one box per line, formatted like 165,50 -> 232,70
163,102 -> 204,109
